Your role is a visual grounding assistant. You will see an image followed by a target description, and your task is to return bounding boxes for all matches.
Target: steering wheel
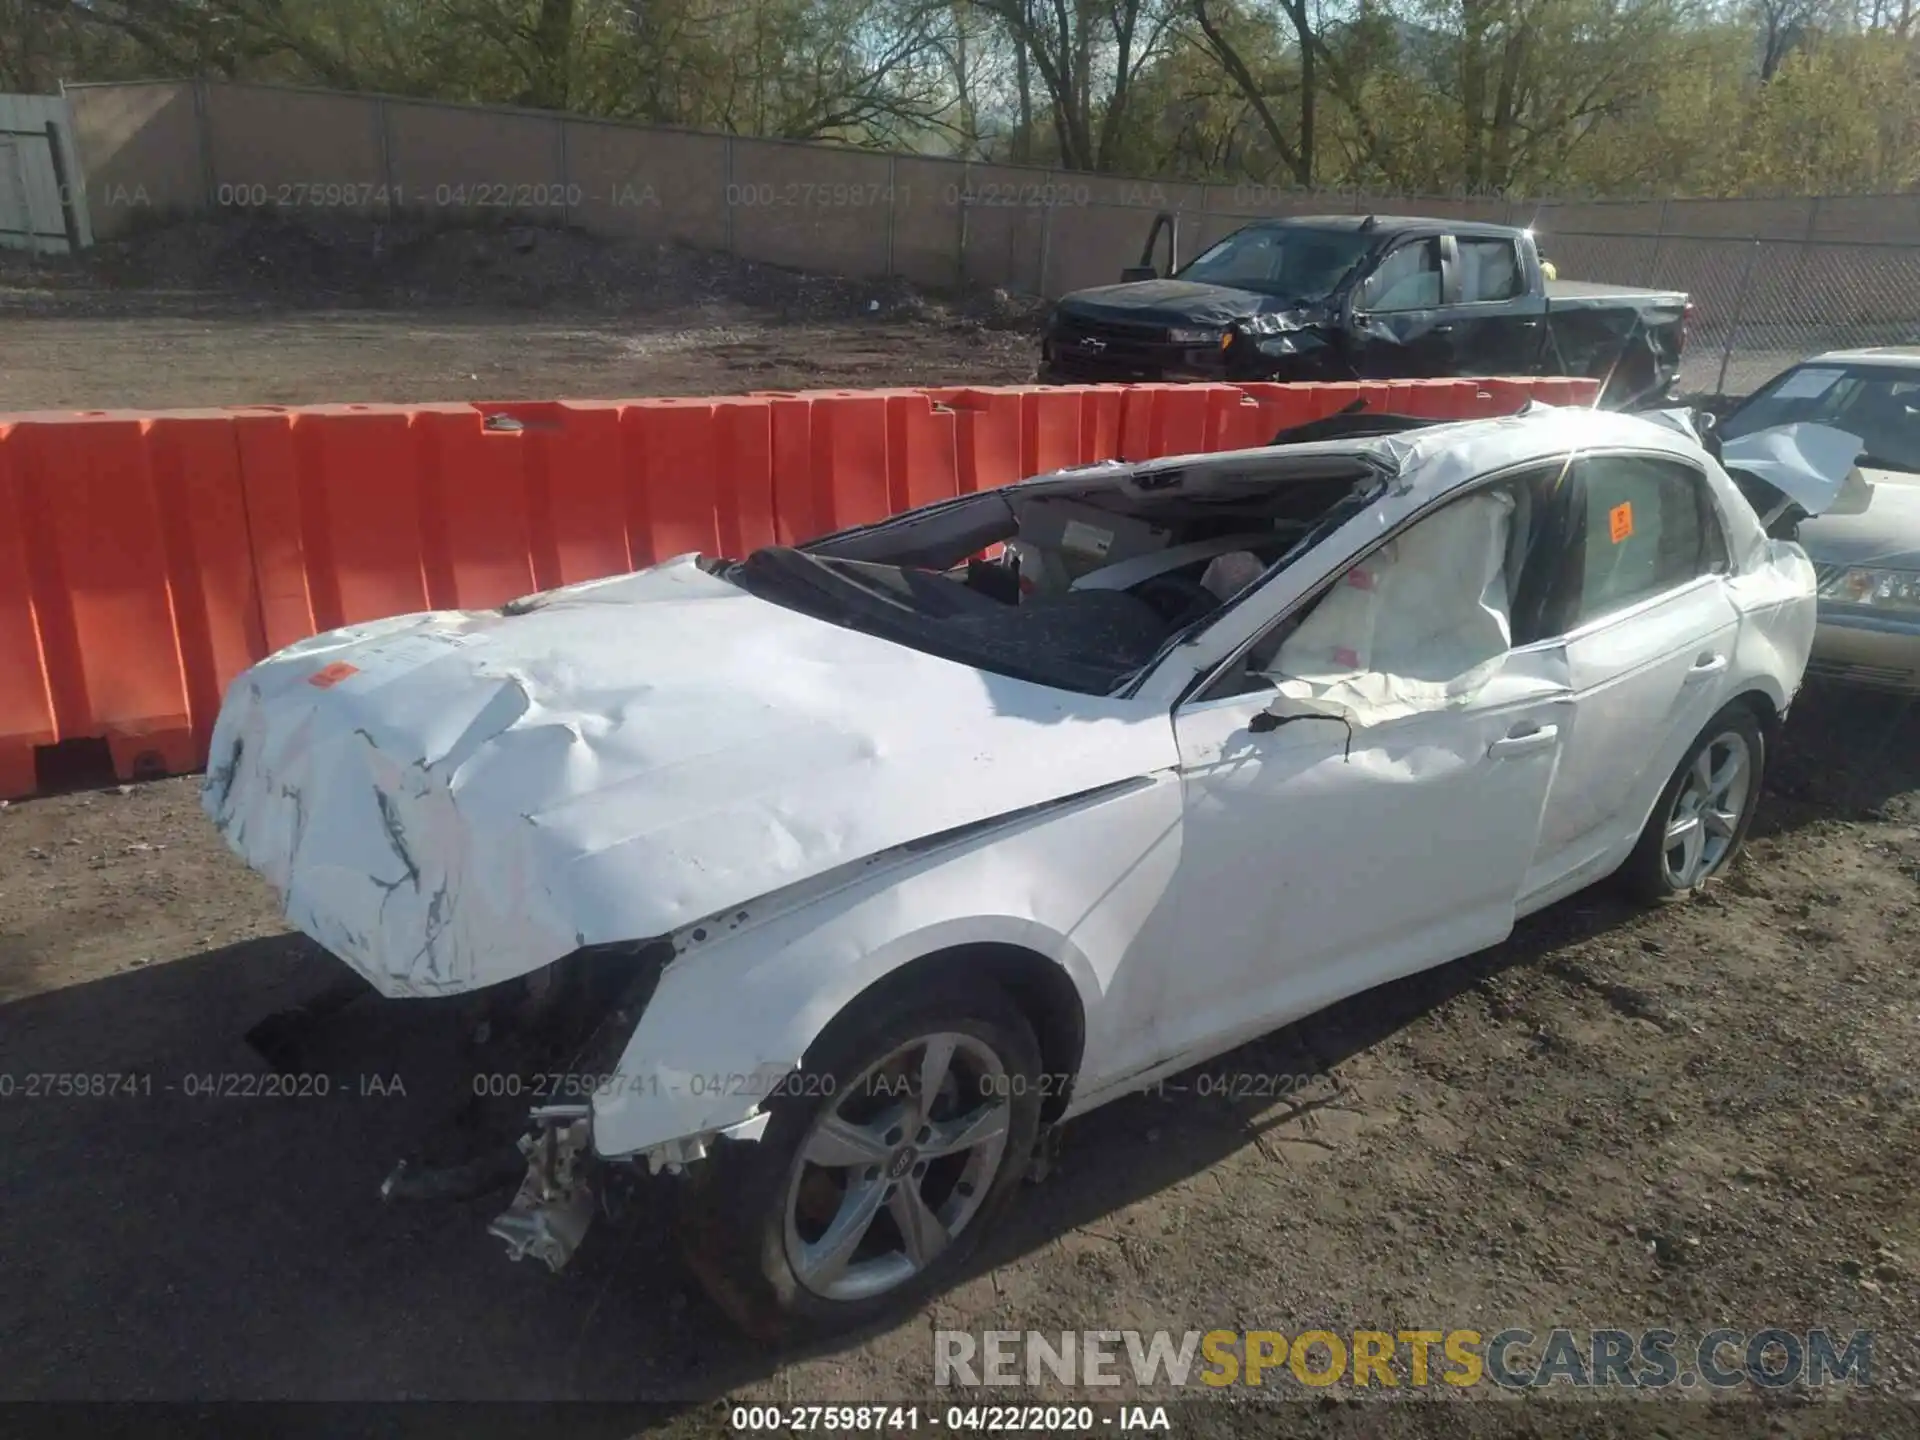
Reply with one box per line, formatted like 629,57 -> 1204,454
1133,573 -> 1220,626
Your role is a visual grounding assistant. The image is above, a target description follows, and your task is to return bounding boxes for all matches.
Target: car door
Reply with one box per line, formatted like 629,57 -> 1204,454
1128,468 -> 1577,1070
1518,450 -> 1742,906
1347,236 -> 1455,379
1446,233 -> 1549,376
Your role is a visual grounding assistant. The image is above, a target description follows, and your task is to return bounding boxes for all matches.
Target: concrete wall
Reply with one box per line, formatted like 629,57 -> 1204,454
65,81 -> 202,233
57,80 -> 1920,353
203,84 -> 385,215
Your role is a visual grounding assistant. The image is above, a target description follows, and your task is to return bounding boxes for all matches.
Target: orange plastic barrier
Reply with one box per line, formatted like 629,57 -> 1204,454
0,376 -> 1600,797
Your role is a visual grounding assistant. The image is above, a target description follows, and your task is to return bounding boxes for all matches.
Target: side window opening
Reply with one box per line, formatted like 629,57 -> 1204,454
1359,240 -> 1443,313
1200,464 -> 1570,710
1568,454 -> 1727,627
1458,237 -> 1524,303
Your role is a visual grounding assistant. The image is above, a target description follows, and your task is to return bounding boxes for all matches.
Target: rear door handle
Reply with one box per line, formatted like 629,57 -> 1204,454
1685,652 -> 1729,682
1488,723 -> 1559,758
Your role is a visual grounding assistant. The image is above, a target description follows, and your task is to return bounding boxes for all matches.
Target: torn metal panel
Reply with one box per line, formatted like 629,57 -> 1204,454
489,1112 -> 595,1272
1721,423 -> 1874,524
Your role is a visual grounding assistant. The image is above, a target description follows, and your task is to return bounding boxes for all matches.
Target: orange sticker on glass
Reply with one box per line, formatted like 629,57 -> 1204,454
1608,502 -> 1634,544
307,661 -> 360,689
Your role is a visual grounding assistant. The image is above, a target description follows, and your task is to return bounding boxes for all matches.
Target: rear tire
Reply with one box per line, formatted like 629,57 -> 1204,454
1620,702 -> 1765,900
677,975 -> 1043,1341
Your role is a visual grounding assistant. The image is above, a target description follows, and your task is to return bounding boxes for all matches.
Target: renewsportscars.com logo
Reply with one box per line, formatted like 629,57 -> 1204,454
933,1328 -> 1874,1391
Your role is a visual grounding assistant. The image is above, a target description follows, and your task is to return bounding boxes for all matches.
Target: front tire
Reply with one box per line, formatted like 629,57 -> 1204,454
1621,702 -> 1765,900
678,975 -> 1044,1341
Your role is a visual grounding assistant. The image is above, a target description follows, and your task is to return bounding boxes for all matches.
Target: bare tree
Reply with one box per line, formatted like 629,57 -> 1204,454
1186,0 -> 1318,184
969,0 -> 1178,169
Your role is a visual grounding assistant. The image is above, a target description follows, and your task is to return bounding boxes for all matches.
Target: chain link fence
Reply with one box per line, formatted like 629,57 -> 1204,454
1543,230 -> 1920,401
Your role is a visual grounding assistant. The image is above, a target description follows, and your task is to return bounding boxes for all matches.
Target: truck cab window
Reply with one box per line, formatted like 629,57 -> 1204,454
1459,238 -> 1524,302
1358,241 -> 1442,312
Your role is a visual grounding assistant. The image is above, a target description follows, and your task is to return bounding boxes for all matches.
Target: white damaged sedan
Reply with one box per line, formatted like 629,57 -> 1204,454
206,404 -> 1826,1336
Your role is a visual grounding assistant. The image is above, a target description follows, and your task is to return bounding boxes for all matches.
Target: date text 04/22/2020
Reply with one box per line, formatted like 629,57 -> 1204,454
729,1404 -> 1173,1433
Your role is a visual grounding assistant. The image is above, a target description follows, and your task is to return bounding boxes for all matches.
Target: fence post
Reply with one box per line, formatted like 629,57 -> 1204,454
1782,195 -> 1822,319
1715,239 -> 1763,398
956,162 -> 970,291
42,121 -> 83,253
556,116 -> 571,231
1644,199 -> 1671,288
885,153 -> 898,281
1036,190 -> 1053,298
723,134 -> 735,255
374,96 -> 395,220
192,79 -> 216,213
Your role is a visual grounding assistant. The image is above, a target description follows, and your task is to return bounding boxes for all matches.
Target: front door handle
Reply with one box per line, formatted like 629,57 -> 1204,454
1685,652 -> 1729,682
1488,723 -> 1559,758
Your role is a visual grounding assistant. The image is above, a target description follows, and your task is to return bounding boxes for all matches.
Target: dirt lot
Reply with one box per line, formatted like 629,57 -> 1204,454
0,214 -> 1038,409
0,222 -> 1916,1437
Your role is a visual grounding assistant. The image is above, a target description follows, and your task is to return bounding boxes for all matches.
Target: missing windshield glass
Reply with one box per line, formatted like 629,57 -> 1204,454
718,458 -> 1377,694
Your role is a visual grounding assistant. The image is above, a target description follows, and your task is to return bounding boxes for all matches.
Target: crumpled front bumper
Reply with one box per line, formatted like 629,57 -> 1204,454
201,624 -> 582,999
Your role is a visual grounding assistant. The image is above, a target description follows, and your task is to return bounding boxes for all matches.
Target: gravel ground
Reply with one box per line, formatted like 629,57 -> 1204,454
0,214 -> 1040,410
0,222 -> 1915,1439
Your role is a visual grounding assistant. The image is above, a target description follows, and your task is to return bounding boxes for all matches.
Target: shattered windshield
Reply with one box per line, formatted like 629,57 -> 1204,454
713,470 -> 1374,695
1175,227 -> 1373,300
1722,363 -> 1920,474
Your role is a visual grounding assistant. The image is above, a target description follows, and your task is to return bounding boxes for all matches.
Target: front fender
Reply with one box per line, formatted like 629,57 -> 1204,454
588,773 -> 1182,1160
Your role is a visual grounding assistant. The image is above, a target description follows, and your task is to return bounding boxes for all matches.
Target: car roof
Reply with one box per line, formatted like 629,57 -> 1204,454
1088,405 -> 1710,505
1806,346 -> 1920,368
1243,214 -> 1521,241
1359,405 -> 1709,493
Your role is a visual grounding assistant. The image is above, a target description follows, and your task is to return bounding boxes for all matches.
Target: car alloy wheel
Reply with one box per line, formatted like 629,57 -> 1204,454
1659,728 -> 1752,889
782,1032 -> 1012,1302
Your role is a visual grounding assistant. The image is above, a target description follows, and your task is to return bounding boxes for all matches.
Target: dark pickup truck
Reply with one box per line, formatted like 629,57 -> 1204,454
1039,214 -> 1691,408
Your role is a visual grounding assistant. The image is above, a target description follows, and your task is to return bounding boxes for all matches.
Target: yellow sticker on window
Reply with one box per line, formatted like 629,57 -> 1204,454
1609,501 -> 1634,544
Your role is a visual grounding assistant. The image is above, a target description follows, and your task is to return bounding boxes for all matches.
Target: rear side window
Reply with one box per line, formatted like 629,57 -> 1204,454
1458,238 -> 1523,302
1570,454 -> 1726,624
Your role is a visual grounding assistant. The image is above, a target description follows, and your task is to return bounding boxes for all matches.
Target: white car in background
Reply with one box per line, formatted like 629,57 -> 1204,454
1712,346 -> 1920,691
205,404 -> 1828,1338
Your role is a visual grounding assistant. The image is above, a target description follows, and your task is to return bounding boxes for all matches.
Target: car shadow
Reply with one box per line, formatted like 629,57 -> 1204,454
0,891 -> 1636,1416
1,683 -> 1912,1419
1756,679 -> 1920,835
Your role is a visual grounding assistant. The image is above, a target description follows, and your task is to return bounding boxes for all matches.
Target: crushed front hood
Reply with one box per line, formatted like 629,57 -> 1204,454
1059,279 -> 1269,327
1640,412 -> 1874,524
1718,422 -> 1874,520
203,558 -> 1172,997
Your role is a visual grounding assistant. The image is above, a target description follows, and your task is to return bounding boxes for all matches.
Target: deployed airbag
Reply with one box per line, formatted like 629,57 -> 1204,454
1264,490 -> 1516,724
